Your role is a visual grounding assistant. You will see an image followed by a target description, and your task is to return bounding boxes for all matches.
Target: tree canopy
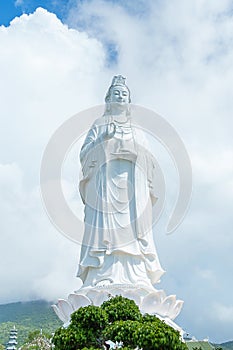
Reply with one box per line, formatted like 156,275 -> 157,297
52,295 -> 188,350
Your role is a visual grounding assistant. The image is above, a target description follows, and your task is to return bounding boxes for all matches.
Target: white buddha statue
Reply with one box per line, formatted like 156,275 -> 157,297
77,75 -> 164,289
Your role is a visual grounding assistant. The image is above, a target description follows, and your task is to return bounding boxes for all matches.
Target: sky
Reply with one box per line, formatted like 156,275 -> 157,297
0,0 -> 233,344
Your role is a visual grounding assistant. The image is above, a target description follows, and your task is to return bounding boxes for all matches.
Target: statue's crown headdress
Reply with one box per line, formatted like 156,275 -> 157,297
111,75 -> 126,87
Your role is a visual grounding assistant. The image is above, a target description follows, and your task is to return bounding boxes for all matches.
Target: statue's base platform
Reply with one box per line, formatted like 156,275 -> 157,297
52,284 -> 184,335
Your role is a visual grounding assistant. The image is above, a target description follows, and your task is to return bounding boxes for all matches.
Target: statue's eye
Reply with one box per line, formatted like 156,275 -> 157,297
123,92 -> 128,96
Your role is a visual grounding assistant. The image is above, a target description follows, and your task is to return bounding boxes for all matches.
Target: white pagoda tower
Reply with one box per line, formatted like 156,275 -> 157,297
5,326 -> 17,350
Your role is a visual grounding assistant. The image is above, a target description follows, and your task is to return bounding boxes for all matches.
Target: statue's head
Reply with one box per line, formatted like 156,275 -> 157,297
105,75 -> 131,104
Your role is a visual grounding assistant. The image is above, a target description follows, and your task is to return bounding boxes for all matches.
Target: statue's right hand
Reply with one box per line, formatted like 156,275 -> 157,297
103,122 -> 116,140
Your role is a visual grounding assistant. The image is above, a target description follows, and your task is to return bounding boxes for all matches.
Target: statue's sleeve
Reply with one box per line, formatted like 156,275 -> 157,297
79,122 -> 101,204
80,122 -> 99,164
147,153 -> 158,206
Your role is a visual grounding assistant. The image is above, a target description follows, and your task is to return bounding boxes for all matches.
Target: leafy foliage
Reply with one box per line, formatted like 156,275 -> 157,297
20,334 -> 52,350
24,330 -> 52,343
101,295 -> 142,323
70,305 -> 108,333
104,314 -> 187,350
103,320 -> 140,348
53,306 -> 108,350
52,296 -> 188,350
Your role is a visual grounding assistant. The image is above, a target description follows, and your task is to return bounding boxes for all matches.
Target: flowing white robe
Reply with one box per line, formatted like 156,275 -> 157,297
77,115 -> 164,288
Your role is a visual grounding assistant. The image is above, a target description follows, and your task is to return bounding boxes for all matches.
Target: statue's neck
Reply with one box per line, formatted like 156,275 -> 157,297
111,107 -> 127,116
109,102 -> 129,117
111,110 -> 129,124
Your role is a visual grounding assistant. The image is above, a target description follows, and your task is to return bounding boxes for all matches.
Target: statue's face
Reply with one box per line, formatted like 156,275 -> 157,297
110,85 -> 129,104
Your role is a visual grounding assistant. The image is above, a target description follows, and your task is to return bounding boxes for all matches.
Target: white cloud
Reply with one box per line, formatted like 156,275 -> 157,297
14,0 -> 24,7
0,162 -> 80,303
0,7 -> 109,185
0,8 -> 107,303
1,1 -> 233,343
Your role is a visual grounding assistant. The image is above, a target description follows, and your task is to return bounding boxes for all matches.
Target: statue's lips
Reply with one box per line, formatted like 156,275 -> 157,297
111,101 -> 127,104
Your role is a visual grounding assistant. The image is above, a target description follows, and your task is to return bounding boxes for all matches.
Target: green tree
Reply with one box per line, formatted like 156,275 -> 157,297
20,330 -> 52,350
103,320 -> 141,348
52,296 -> 188,350
24,329 -> 52,343
53,305 -> 108,350
101,295 -> 142,323
104,315 -> 187,350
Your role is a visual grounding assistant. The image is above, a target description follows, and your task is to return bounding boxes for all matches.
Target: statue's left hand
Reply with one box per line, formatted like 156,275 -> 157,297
103,122 -> 116,140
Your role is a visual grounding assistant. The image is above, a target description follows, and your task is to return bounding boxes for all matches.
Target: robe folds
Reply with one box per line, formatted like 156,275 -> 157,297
77,115 -> 164,288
